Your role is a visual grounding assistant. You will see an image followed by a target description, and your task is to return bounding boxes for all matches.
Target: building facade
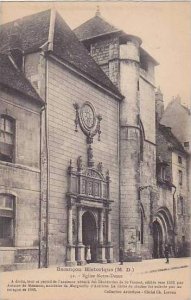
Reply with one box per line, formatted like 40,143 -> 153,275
0,51 -> 44,270
0,9 -> 190,270
159,95 -> 191,256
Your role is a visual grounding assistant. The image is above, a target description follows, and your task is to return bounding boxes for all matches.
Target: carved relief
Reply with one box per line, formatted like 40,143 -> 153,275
67,158 -> 110,201
97,162 -> 103,173
73,101 -> 102,144
77,156 -> 83,171
87,144 -> 94,167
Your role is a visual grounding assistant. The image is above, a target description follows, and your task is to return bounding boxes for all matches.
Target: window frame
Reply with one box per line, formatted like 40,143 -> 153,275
0,194 -> 15,247
0,114 -> 16,163
177,196 -> 185,216
160,166 -> 166,181
178,170 -> 183,186
178,156 -> 182,164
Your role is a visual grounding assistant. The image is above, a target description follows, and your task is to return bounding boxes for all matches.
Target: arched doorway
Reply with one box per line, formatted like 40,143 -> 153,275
152,207 -> 174,258
153,220 -> 163,258
82,211 -> 97,262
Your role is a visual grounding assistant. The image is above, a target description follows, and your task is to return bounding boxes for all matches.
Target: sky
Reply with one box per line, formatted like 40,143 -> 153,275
0,1 -> 191,107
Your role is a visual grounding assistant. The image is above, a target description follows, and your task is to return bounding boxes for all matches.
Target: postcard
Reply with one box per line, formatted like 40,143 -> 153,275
0,2 -> 190,299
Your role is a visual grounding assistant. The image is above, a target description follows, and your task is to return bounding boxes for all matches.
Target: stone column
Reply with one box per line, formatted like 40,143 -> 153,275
66,204 -> 77,266
98,209 -> 104,245
107,209 -> 112,244
106,209 -> 113,263
68,205 -> 73,245
97,209 -> 107,263
77,207 -> 85,265
77,207 -> 83,244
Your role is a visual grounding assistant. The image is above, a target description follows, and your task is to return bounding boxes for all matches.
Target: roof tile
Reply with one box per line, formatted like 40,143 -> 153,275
0,10 -> 122,98
158,124 -> 186,153
74,15 -> 120,41
0,53 -> 43,104
53,12 -> 122,97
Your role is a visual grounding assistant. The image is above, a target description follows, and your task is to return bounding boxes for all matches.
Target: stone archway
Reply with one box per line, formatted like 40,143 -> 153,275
153,207 -> 174,258
82,211 -> 97,262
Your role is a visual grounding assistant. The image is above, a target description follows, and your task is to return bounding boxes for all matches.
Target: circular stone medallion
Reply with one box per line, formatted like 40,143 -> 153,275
80,102 -> 96,131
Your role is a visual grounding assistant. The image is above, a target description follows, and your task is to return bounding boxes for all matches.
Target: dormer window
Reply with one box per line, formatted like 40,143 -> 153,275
0,115 -> 15,163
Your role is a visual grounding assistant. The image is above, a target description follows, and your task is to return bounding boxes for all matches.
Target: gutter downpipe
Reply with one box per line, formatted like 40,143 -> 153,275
38,49 -> 50,268
172,184 -> 177,257
40,7 -> 56,268
45,57 -> 50,268
39,104 -> 45,268
118,98 -> 121,254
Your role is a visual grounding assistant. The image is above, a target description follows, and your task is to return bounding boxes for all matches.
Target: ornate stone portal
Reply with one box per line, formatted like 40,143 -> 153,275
66,158 -> 113,265
66,101 -> 113,265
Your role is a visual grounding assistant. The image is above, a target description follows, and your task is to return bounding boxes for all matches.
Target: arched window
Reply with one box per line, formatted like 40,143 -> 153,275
178,196 -> 185,215
0,115 -> 15,162
0,194 -> 15,246
140,130 -> 144,161
139,120 -> 145,162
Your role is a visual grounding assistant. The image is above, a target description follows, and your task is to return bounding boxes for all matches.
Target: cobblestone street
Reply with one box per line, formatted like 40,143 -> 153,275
1,257 -> 190,274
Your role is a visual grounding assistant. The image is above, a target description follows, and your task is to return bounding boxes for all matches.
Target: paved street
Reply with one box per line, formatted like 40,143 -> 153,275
124,257 -> 190,274
88,257 -> 190,274
1,257 -> 190,275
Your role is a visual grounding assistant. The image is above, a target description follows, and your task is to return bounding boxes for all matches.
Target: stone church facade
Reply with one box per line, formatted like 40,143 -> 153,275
0,9 -> 190,270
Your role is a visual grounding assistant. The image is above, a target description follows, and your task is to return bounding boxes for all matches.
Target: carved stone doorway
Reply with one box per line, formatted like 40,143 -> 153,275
82,211 -> 97,262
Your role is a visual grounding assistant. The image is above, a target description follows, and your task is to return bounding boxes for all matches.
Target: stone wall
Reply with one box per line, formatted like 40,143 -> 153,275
171,152 -> 190,255
139,75 -> 156,144
47,57 -> 120,264
156,127 -> 172,181
90,37 -> 120,88
139,141 -> 156,258
0,89 -> 41,270
138,74 -> 156,258
0,90 -> 41,168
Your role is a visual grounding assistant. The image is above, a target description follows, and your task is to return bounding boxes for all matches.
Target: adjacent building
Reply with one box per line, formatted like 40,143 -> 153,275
0,49 -> 44,270
159,95 -> 191,256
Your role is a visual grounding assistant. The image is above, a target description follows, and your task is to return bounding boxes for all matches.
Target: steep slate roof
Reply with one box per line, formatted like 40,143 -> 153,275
74,13 -> 159,66
0,10 -> 51,53
53,13 -> 122,97
0,53 -> 43,104
158,124 -> 186,153
0,10 -> 122,98
74,14 -> 121,41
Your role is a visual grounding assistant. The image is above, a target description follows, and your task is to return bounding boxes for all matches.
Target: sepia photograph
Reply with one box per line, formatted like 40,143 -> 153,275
0,1 -> 190,299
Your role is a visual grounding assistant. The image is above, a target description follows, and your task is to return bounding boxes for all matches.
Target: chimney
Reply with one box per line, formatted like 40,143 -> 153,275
155,87 -> 164,123
9,22 -> 23,69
